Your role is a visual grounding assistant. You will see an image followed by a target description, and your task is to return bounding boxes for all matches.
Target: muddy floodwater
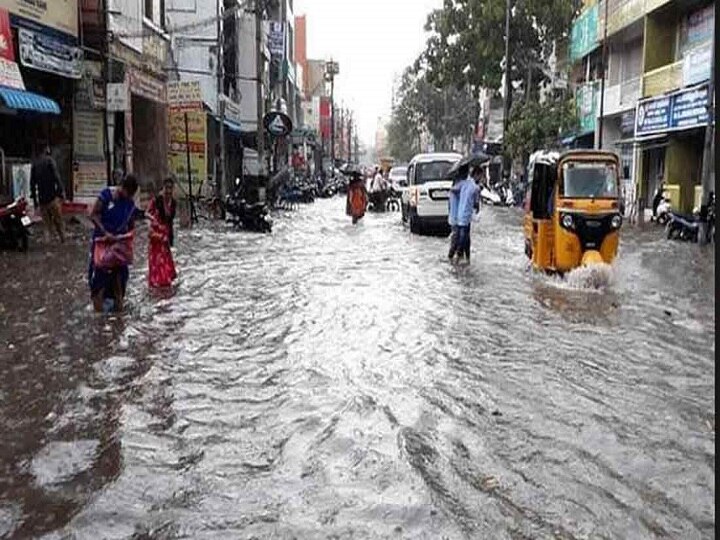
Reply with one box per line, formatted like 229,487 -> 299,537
0,199 -> 714,539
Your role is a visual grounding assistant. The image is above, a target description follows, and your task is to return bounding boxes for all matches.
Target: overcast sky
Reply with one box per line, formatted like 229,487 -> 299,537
296,0 -> 442,147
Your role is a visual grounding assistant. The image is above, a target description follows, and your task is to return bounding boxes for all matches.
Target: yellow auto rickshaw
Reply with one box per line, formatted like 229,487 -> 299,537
523,149 -> 623,273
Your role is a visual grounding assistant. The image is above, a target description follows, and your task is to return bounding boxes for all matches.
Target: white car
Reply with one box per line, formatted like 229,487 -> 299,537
401,152 -> 462,235
388,165 -> 408,188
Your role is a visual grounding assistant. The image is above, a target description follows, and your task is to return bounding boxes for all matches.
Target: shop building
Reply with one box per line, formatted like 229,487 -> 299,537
0,1 -> 81,200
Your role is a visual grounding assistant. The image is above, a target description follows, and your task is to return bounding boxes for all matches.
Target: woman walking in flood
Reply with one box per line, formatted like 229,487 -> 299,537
147,177 -> 177,288
346,169 -> 368,224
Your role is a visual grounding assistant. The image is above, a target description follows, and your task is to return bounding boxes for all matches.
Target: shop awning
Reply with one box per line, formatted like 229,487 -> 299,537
0,86 -> 61,115
224,118 -> 242,133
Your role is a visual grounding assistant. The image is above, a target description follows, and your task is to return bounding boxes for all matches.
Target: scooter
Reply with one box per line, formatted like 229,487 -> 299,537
0,197 -> 32,251
225,179 -> 273,233
654,198 -> 672,225
666,209 -> 700,242
480,184 -> 502,206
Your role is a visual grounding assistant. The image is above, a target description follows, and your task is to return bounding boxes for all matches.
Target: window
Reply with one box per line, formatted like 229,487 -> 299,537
561,162 -> 619,199
415,161 -> 454,185
144,0 -> 153,20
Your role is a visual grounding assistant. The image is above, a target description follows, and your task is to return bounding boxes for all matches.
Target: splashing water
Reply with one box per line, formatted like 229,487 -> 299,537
563,262 -> 615,290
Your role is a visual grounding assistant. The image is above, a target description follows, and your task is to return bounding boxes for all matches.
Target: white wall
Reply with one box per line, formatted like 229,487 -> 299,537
166,0 -> 219,112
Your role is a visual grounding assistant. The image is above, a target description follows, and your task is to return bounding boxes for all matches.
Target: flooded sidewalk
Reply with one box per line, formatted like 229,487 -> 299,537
0,199 -> 715,539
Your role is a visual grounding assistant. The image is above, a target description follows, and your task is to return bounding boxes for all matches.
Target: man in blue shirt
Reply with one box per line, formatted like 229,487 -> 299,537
447,165 -> 466,260
452,166 -> 480,261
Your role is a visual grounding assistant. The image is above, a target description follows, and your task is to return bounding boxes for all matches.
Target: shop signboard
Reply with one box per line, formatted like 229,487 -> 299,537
635,84 -> 709,137
0,7 -> 14,61
75,61 -> 104,110
0,56 -> 23,89
129,68 -> 166,103
0,0 -> 79,39
220,95 -> 241,126
268,21 -> 284,57
680,3 -> 714,55
73,110 -> 105,160
106,82 -> 129,111
18,28 -> 82,79
569,3 -> 599,63
167,80 -> 202,110
73,161 -> 107,200
168,103 -> 207,193
683,41 -> 712,87
12,163 -> 30,200
575,81 -> 598,133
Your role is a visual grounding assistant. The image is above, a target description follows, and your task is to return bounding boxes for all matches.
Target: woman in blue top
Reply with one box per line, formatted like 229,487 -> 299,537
88,174 -> 139,312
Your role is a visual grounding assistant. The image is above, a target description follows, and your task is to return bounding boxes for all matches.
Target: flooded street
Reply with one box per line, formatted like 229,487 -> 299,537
0,198 -> 714,539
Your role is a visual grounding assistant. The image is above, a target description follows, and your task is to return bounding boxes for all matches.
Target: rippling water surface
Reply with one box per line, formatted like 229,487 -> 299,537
0,199 -> 714,539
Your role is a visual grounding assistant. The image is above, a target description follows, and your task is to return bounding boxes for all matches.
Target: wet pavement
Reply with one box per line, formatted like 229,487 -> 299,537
0,198 -> 714,539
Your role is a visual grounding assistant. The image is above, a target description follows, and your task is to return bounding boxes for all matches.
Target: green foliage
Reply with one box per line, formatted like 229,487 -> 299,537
504,96 -> 578,160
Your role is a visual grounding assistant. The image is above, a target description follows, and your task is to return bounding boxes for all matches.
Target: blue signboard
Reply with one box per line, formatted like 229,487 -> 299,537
635,84 -> 709,136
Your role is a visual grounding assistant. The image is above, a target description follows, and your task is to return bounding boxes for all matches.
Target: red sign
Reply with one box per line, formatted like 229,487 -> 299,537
319,97 -> 331,139
0,8 -> 14,61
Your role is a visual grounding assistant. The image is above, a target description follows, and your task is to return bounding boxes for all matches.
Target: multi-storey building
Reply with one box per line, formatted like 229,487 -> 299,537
569,0 -> 714,215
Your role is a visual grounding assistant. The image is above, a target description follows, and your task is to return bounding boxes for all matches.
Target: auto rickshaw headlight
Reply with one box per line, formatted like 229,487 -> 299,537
611,214 -> 622,229
561,213 -> 574,229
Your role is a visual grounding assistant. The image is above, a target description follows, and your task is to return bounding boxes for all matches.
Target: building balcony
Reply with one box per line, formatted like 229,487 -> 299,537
599,76 -> 641,117
642,61 -> 682,97
603,0 -> 673,37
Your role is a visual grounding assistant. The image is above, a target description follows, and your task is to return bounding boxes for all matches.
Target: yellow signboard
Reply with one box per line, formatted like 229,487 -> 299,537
0,0 -> 78,38
168,109 -> 207,192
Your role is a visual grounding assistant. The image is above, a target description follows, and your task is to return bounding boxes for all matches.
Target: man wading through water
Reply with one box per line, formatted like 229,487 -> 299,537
30,146 -> 65,244
450,165 -> 480,262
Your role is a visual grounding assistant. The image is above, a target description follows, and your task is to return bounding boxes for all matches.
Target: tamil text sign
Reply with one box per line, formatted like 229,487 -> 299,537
0,56 -> 23,89
0,0 -> 78,38
168,86 -> 206,191
167,80 -> 202,110
635,84 -> 709,137
569,3 -> 599,63
19,28 -> 82,79
268,21 -> 284,57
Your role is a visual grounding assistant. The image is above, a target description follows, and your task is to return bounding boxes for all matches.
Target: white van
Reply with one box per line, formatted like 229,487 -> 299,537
401,152 -> 462,235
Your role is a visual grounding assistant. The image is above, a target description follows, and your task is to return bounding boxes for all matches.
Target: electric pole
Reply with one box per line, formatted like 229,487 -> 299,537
255,0 -> 265,178
324,60 -> 339,171
502,0 -> 512,180
216,0 -> 225,197
597,0 -> 609,149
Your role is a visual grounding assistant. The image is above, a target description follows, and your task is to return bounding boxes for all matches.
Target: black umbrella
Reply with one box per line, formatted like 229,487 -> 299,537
341,164 -> 364,179
447,151 -> 491,178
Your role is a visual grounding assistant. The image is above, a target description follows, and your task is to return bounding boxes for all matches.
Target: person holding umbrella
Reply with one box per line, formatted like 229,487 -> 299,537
345,166 -> 368,224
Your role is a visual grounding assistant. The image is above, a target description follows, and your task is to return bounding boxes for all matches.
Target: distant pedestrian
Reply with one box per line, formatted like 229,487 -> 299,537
147,177 -> 177,288
451,165 -> 480,262
346,174 -> 368,224
88,174 -> 139,312
30,145 -> 65,243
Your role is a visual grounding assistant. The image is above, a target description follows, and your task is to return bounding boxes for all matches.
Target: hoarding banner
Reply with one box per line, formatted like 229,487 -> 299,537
0,56 -> 23,89
18,28 -> 81,79
73,110 -> 105,160
683,41 -> 712,87
0,7 -> 13,61
168,109 -> 207,191
569,3 -> 599,63
167,80 -> 202,109
635,84 -> 709,136
0,0 -> 79,39
73,161 -> 107,200
106,82 -> 129,111
268,21 -> 284,57
129,69 -> 166,103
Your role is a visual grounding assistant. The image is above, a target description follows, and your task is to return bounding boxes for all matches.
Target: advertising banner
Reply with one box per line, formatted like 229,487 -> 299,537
575,81 -> 598,133
73,110 -> 105,160
0,56 -> 23,89
129,69 -> 166,103
106,82 -> 129,111
319,96 -> 331,139
168,109 -> 206,192
0,7 -> 13,61
683,41 -> 712,87
0,0 -> 78,38
18,28 -> 82,79
167,80 -> 202,110
635,84 -> 709,137
268,21 -> 284,57
569,3 -> 599,63
73,161 -> 107,200
12,163 -> 30,200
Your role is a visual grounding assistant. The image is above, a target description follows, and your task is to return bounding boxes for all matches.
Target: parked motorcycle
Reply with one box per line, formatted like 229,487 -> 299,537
655,197 -> 672,225
666,210 -> 700,242
225,180 -> 272,233
0,197 -> 32,251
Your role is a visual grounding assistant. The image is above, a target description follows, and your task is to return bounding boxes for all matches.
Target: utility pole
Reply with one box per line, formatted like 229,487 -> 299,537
324,60 -> 339,170
216,0 -> 225,197
502,0 -> 512,180
255,0 -> 265,177
597,0 -> 610,149
347,113 -> 352,163
700,29 -> 715,245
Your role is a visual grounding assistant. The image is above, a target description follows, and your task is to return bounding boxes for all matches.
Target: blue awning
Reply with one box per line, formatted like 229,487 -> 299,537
224,118 -> 242,133
0,86 -> 61,115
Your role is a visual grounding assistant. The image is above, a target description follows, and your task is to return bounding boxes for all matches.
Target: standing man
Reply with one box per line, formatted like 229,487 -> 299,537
447,165 -> 466,261
452,165 -> 480,262
30,145 -> 65,243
